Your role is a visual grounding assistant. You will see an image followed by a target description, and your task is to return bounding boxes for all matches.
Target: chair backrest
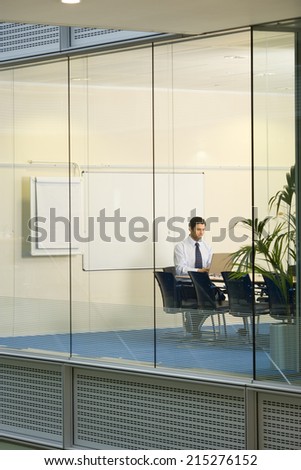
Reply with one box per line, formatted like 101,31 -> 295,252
188,271 -> 217,310
163,266 -> 176,275
154,271 -> 181,313
221,271 -> 252,313
262,273 -> 294,319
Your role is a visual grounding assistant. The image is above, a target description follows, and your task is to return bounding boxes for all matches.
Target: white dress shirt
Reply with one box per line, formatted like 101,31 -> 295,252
174,235 -> 213,275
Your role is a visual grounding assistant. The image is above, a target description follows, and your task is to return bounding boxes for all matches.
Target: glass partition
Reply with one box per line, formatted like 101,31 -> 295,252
0,27 -> 299,385
69,47 -> 155,367
252,29 -> 299,383
153,32 -> 253,377
0,60 -> 71,356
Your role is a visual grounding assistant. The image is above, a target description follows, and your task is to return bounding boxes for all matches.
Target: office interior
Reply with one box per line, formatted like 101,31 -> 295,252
0,16 -> 301,449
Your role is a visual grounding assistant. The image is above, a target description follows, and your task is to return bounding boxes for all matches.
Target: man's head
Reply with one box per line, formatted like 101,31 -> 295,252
189,216 -> 206,241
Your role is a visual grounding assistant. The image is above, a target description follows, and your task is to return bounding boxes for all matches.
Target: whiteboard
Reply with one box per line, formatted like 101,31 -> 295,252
81,172 -> 204,270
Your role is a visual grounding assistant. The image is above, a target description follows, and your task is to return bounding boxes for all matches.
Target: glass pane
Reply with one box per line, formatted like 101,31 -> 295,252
0,69 -> 15,342
154,32 -> 254,378
0,60 -> 71,357
69,47 -> 155,366
5,30 -> 298,385
252,30 -> 298,382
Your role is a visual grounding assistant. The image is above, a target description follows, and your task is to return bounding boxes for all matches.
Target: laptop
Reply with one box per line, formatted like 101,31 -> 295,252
209,253 -> 233,276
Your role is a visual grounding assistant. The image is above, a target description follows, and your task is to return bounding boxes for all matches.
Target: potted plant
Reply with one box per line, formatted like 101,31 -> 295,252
230,165 -> 296,370
231,165 -> 295,286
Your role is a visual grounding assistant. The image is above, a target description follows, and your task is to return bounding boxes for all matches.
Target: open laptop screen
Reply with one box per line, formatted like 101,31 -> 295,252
209,253 -> 232,275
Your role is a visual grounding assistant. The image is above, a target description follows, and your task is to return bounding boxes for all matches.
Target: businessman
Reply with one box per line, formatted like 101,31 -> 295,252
174,216 -> 212,276
174,216 -> 224,336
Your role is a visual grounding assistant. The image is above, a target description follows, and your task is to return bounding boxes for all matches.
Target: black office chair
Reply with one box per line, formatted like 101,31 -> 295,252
163,266 -> 176,275
154,271 -> 197,333
188,271 -> 228,338
262,273 -> 295,323
221,271 -> 269,338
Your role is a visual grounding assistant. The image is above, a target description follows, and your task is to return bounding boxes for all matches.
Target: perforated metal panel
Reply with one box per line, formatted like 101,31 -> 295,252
0,360 -> 63,444
74,370 -> 246,449
0,23 -> 60,60
0,23 -> 161,62
258,392 -> 301,449
70,27 -> 158,47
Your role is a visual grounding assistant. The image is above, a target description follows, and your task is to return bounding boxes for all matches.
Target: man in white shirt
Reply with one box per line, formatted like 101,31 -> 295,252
174,216 -> 212,276
174,216 -> 223,336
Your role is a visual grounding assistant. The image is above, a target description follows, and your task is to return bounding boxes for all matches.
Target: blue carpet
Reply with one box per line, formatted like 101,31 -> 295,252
0,324 -> 275,376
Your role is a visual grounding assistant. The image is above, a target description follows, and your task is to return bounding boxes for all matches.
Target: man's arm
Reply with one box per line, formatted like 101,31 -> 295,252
174,242 -> 195,275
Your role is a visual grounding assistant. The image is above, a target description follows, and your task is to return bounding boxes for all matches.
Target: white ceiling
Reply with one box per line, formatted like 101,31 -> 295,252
0,0 -> 301,35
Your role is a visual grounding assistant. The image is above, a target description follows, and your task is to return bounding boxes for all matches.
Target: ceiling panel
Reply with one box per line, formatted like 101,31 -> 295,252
0,0 -> 300,35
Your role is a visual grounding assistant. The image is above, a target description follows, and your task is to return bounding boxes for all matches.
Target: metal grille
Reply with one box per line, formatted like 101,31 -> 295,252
0,23 -> 161,61
74,370 -> 245,449
0,23 -> 60,60
258,393 -> 301,449
70,27 -> 158,47
0,360 -> 63,444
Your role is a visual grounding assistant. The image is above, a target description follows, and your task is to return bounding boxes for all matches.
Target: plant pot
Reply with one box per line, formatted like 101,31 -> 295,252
270,323 -> 297,371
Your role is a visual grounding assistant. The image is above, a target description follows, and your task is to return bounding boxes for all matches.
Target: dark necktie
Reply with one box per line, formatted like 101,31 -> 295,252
195,242 -> 203,269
